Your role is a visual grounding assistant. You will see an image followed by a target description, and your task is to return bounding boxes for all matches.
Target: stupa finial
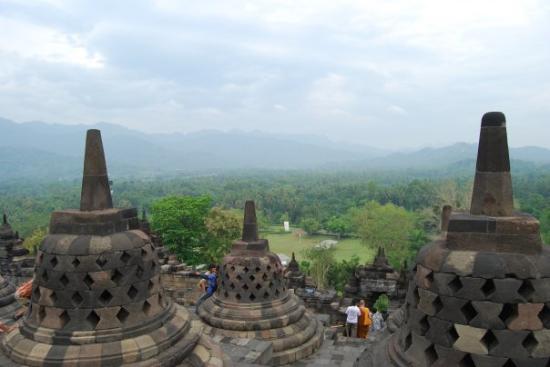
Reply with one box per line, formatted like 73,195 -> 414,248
242,200 -> 259,242
470,112 -> 513,216
80,129 -> 113,211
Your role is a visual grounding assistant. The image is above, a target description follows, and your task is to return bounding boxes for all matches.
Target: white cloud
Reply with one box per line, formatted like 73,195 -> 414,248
0,0 -> 549,148
0,16 -> 104,69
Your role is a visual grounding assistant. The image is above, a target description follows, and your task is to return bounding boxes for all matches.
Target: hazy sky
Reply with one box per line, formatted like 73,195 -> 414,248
1,0 -> 549,149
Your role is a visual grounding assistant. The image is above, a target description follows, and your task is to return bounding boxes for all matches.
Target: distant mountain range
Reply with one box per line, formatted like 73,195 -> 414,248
1,117 -> 549,181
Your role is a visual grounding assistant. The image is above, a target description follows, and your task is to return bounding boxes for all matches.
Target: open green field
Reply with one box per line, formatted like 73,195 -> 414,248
263,232 -> 375,264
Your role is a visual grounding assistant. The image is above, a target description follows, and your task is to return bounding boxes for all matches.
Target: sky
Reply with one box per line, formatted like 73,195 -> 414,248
0,0 -> 549,149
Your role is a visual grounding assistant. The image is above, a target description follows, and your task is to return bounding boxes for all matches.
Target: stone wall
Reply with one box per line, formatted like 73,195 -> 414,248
161,270 -> 205,305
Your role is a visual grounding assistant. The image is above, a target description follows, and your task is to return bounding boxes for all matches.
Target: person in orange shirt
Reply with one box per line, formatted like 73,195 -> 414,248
357,299 -> 372,339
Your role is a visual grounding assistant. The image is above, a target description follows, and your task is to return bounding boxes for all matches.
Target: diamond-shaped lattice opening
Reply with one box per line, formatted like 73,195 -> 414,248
83,274 -> 94,289
236,293 -> 241,300
151,261 -> 156,271
72,292 -> 83,306
50,256 -> 58,268
136,265 -> 144,279
38,306 -> 46,321
236,274 -> 242,281
461,301 -> 478,322
141,248 -> 148,258
59,310 -> 70,328
262,273 -> 268,281
448,276 -> 463,293
404,333 -> 412,351
499,304 -> 517,325
481,279 -> 496,297
127,285 -> 138,300
243,284 -> 249,290
459,355 -> 475,367
148,280 -> 154,291
426,271 -> 434,287
448,325 -> 459,344
117,307 -> 129,324
249,274 -> 255,281
225,273 -> 230,279
267,265 -> 271,271
255,267 -> 261,272
99,290 -> 113,305
60,274 -> 70,287
243,266 -> 249,273
230,283 -> 235,290
86,310 -> 100,328
50,291 -> 58,303
424,345 -> 438,365
538,304 -> 550,328
269,281 -> 274,288
263,291 -> 270,299
72,257 -> 80,268
502,360 -> 517,367
481,330 -> 498,352
419,315 -> 429,335
224,291 -> 229,298
42,269 -> 49,282
275,289 -> 280,296
96,255 -> 107,268
143,300 -> 151,316
522,332 -> 538,354
256,283 -> 262,290
518,280 -> 535,301
433,296 -> 443,314
249,293 -> 256,301
230,266 -> 235,272
33,286 -> 41,301
111,269 -> 123,285
120,251 -> 131,264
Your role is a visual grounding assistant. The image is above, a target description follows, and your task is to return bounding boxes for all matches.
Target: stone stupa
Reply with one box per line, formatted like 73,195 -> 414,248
0,213 -> 34,284
364,112 -> 550,367
0,129 -> 227,367
0,274 -> 19,323
285,252 -> 305,290
198,201 -> 323,365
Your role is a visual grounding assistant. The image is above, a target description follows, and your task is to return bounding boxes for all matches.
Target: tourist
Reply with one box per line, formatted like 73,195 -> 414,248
344,299 -> 361,337
357,299 -> 372,339
195,265 -> 218,311
370,308 -> 385,333
198,269 -> 211,293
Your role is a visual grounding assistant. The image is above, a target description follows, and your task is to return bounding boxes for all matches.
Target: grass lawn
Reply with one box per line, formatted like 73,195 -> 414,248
263,232 -> 375,264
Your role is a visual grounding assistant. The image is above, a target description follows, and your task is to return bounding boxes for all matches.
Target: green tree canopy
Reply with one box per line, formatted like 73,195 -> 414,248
352,201 -> 415,267
150,195 -> 211,265
204,207 -> 242,264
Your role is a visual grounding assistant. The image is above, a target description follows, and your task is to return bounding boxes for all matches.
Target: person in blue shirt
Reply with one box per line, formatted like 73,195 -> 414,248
195,264 -> 218,311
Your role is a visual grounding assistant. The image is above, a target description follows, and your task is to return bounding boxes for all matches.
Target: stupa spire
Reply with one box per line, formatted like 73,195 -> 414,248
80,129 -> 113,211
470,111 -> 513,216
242,200 -> 259,242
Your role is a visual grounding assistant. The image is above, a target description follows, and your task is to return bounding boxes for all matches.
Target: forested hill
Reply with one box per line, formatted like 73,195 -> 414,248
1,117 -> 550,181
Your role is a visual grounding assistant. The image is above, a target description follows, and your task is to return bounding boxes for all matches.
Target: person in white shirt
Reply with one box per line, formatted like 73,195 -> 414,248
344,300 -> 361,337
371,310 -> 385,333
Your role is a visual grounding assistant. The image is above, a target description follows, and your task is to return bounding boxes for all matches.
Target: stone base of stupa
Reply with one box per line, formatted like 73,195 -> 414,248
0,304 -> 228,367
199,293 -> 323,365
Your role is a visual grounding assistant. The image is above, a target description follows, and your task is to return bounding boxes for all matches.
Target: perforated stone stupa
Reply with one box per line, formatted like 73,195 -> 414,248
364,112 -> 550,367
198,201 -> 323,365
0,129 -> 226,367
0,213 -> 34,283
0,274 -> 19,323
